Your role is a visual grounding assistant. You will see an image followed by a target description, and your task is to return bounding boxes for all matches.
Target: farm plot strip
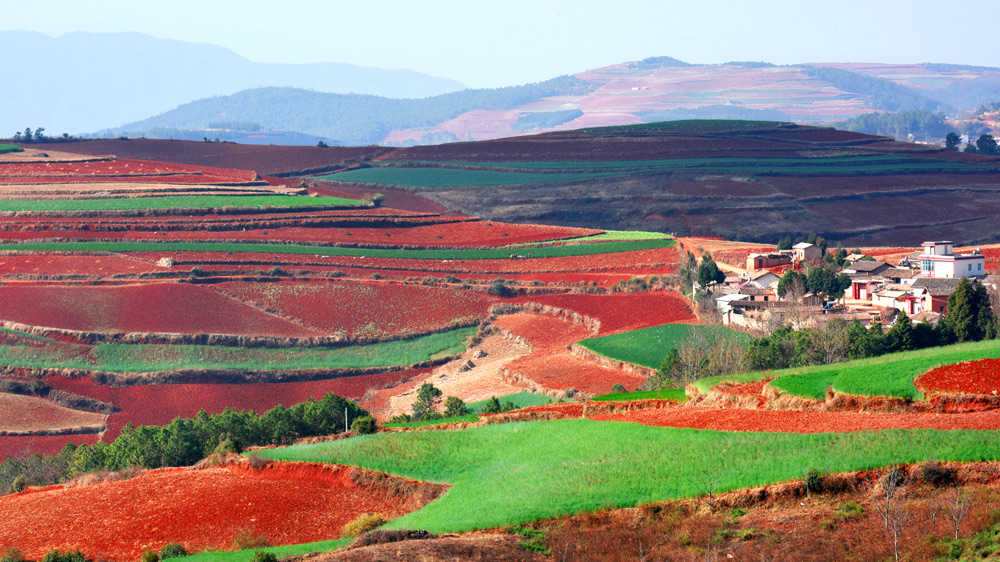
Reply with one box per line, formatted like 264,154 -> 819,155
696,339 -> 1000,400
0,238 -> 675,259
0,195 -> 366,212
258,419 -> 1000,534
0,326 -> 476,373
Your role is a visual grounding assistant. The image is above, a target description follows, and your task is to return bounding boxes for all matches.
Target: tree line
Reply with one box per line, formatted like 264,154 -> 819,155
0,393 -> 370,494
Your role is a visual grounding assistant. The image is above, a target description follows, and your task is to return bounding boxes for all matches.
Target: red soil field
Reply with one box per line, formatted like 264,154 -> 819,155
0,433 -> 100,461
507,350 -> 646,395
0,393 -> 105,433
0,159 -> 258,185
0,255 -> 164,276
917,358 -> 1000,395
492,313 -> 595,350
1,219 -> 597,248
30,140 -> 386,176
45,369 -> 424,441
0,462 -> 420,561
589,406 -> 1000,433
711,246 -> 778,266
0,283 -> 322,337
213,280 -> 496,337
511,292 -> 696,335
714,380 -> 770,397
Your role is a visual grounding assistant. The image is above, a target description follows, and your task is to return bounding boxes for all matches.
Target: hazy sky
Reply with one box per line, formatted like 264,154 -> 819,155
5,0 -> 999,88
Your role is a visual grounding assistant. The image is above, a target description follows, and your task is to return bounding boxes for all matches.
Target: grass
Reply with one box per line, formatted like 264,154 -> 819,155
174,539 -> 351,562
467,392 -> 557,412
0,144 -> 23,154
0,195 -> 366,212
506,230 -> 672,248
256,419 -> 1000,533
578,324 -> 749,370
0,238 -> 675,260
0,326 -> 476,373
694,339 -> 1000,400
314,168 -> 631,188
382,413 -> 480,429
0,327 -> 55,342
590,388 -> 688,403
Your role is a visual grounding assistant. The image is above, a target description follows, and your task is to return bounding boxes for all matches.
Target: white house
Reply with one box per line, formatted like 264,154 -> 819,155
918,241 -> 985,279
793,242 -> 822,262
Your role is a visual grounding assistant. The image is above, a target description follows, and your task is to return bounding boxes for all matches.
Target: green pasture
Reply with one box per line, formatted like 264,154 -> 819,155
591,388 -> 688,402
467,391 -> 556,412
0,326 -> 475,373
578,324 -> 749,370
175,539 -> 351,562
695,339 -> 1000,400
506,229 -> 672,247
0,144 -> 23,154
0,238 -> 674,259
257,419 -> 1000,533
316,154 -> 994,190
0,195 -> 366,212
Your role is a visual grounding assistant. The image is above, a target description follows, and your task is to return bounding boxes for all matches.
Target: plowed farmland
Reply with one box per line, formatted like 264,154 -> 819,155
917,357 -> 1000,394
0,284 -> 321,337
588,406 -> 1000,433
0,393 -> 105,433
213,281 -> 496,337
0,462 -> 435,562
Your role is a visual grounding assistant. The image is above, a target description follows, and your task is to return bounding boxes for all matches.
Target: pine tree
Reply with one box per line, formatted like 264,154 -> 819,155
887,310 -> 916,352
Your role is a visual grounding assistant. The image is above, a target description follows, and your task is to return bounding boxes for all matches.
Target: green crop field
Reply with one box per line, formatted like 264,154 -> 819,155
578,324 -> 748,370
0,238 -> 674,259
315,167 -> 630,188
175,539 -> 351,562
0,327 -> 476,373
467,391 -> 556,412
506,230 -> 672,248
0,144 -> 23,154
383,413 -> 480,429
0,195 -> 366,212
697,339 -> 1000,400
591,388 -> 688,402
257,419 -> 1000,533
318,154 -> 994,190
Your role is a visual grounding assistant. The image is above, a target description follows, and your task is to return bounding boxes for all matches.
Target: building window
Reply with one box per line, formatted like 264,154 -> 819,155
969,264 -> 973,272
921,259 -> 932,272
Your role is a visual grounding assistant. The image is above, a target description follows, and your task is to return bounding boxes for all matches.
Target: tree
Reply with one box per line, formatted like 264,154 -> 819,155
481,396 -> 502,414
941,483 -> 974,540
886,310 -> 916,352
946,278 -> 997,343
777,269 -> 807,299
33,127 -> 45,142
815,236 -> 828,257
442,396 -> 471,418
696,255 -> 725,288
963,143 -> 978,154
23,128 -> 31,143
807,233 -> 818,245
834,246 -> 848,267
865,469 -> 912,562
945,132 -> 962,151
976,134 -> 999,156
412,383 -> 443,419
350,415 -> 376,435
776,236 -> 792,251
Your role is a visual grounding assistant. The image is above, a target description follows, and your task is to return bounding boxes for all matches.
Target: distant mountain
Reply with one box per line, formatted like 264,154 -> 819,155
0,30 -> 465,136
102,57 -> 1000,147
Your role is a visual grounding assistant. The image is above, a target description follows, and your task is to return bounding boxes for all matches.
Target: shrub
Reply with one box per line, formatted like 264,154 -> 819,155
189,267 -> 205,277
0,548 -> 25,562
158,543 -> 187,560
233,528 -> 269,550
388,414 -> 410,424
246,454 -> 270,470
564,388 -> 578,399
611,384 -> 627,394
40,551 -> 86,562
11,474 -> 26,493
487,280 -> 516,297
443,396 -> 471,418
351,415 -> 377,435
214,437 -> 239,455
921,459 -> 955,486
481,396 -> 502,414
835,500 -> 865,521
804,468 -> 822,494
249,552 -> 277,562
341,513 -> 386,538
140,549 -> 159,562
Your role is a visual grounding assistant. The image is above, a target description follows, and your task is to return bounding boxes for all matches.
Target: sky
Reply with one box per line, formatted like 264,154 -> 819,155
4,0 -> 1000,88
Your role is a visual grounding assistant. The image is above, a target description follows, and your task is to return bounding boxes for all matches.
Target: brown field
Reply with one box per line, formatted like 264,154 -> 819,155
0,393 -> 105,433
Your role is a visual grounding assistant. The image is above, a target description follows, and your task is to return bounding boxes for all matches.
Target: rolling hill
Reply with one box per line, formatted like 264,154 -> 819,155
103,57 -> 1000,146
0,30 -> 465,136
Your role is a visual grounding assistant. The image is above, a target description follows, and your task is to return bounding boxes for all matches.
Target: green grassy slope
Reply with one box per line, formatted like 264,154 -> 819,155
578,324 -> 747,370
696,339 -> 1000,400
0,195 -> 365,212
257,419 -> 1000,533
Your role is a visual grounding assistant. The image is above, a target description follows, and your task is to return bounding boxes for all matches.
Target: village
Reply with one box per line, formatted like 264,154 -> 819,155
712,239 -> 991,332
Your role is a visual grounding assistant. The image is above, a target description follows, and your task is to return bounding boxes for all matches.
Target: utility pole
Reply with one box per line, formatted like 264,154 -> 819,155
345,407 -> 349,433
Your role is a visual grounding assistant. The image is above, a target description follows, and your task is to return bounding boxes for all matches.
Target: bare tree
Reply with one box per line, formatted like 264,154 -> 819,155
690,466 -> 724,513
862,469 -> 912,562
941,483 -> 975,540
